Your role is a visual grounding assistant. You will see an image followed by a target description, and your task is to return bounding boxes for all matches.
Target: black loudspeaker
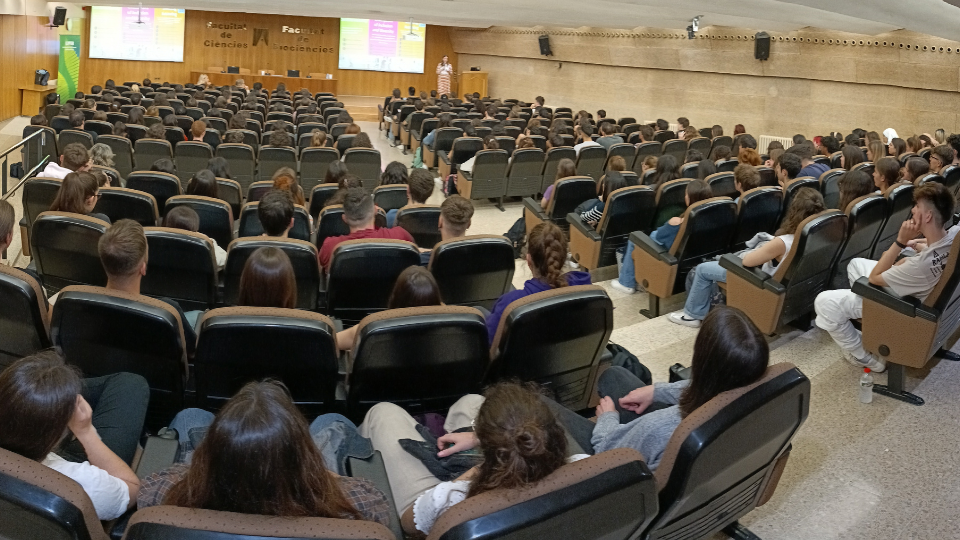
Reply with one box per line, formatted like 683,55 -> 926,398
755,31 -> 770,61
539,35 -> 552,56
52,6 -> 67,26
35,69 -> 49,86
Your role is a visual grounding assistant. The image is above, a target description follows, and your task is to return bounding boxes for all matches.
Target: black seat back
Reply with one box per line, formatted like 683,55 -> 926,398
819,168 -> 845,209
429,235 -> 516,308
575,145 -> 606,182
164,195 -> 233,249
781,177 -> 820,218
598,186 -> 657,263
775,211 -> 848,325
505,148 -> 545,197
373,184 -> 408,211
734,187 -> 783,250
22,177 -> 62,229
223,237 -> 321,310
541,147 -> 576,192
315,205 -> 351,248
141,228 -> 219,311
237,202 -> 312,242
653,179 -> 691,228
342,148 -> 382,192
832,195 -> 888,288
704,172 -> 736,198
300,147 -> 341,193
489,285 -> 613,410
94,187 -> 159,226
395,205 -> 442,249
326,239 -> 420,322
669,197 -> 738,291
547,176 -> 599,227
0,266 -> 50,367
604,143 -> 636,171
711,136 -> 733,157
661,139 -> 687,163
447,137 -> 484,169
31,212 -> 108,292
462,149 -> 509,200
133,139 -> 173,170
872,183 -> 915,258
126,172 -> 182,215
215,144 -> 256,193
20,126 -> 57,173
309,185 -> 340,220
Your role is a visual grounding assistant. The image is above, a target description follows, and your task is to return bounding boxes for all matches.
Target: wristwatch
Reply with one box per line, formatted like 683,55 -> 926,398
894,240 -> 907,249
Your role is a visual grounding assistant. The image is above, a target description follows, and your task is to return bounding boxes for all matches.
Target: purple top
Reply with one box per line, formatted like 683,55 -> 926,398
486,271 -> 593,343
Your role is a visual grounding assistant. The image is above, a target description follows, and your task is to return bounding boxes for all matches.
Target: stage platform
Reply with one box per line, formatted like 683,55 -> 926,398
340,95 -> 381,122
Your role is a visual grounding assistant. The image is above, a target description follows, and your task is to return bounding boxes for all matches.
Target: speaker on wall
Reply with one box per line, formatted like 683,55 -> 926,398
755,31 -> 770,61
52,6 -> 67,26
539,35 -> 552,56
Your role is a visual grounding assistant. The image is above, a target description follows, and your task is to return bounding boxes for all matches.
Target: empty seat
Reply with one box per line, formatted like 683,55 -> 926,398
215,177 -> 243,218
662,139 -> 687,163
345,306 -> 489,417
505,147 -> 545,198
343,148 -> 382,192
215,144 -> 256,193
575,145 -> 606,182
31,212 -> 108,292
488,285 -> 613,410
140,227 -> 219,311
126,171 -> 182,215
258,146 -> 297,183
300,147 -> 340,193
568,186 -> 657,271
134,139 -> 173,170
93,187 -> 159,226
523,176 -> 597,236
721,210 -> 847,334
733,186 -> 783,251
59,129 -> 94,150
428,235 -> 515,309
457,149 -> 509,208
422,127 -> 461,169
325,239 -> 420,322
819,168 -> 845,209
237,202 -> 312,242
164,195 -> 234,249
830,194 -> 888,289
195,307 -> 338,410
0,265 -> 51,367
872,183 -> 914,258
20,176 -> 61,250
631,197 -> 738,317
540,147 -> 577,193
395,205 -> 442,249
373,184 -> 408,211
439,137 -> 484,180
223,237 -> 321,310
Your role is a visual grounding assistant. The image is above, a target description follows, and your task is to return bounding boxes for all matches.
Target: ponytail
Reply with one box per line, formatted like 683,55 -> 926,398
527,222 -> 568,289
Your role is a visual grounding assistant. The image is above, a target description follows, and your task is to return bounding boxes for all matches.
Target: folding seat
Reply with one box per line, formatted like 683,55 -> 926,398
629,141 -> 661,174
603,143 -> 635,172
50,115 -> 72,133
174,141 -> 214,187
819,168 -> 846,209
208,143 -> 254,194
84,120 -> 113,136
174,115 -> 193,132
523,176 -> 596,237
106,111 -> 128,124
720,210 -> 847,334
751,165 -> 775,187
368,186 -> 406,216
334,134 -> 355,155
237,201 -> 312,242
50,286 -> 189,426
125,123 -> 147,142
457,149 -> 509,209
126,171 -> 181,215
315,205 -> 351,248
568,186 -> 657,271
267,111 -> 294,124
733,186 -> 783,251
297,121 -> 326,140
941,164 -> 960,197
654,130 -> 676,144
527,134 -> 547,152
20,125 -> 57,174
898,152 -> 918,166
540,146 -> 577,193
155,105 -> 175,119
200,116 -> 226,134
164,195 -> 234,249
474,126 -> 493,139
687,136 -> 711,158
93,187 -> 159,226
422,127 -> 461,169
257,146 -> 297,183
872,183 -> 914,258
917,172 -> 944,185
31,212 -> 108,292
97,134 -> 133,178
58,129 -> 94,150
680,162 -> 699,178
504,147 -> 545,198
716,158 -> 739,173
136,227 -> 219,311
574,145 -> 606,182
411,117 -> 438,154
851,161 -> 875,176
830,194 -> 888,288
134,138 -> 173,170
451,118 -> 472,132
222,237 -> 320,310
245,180 -> 273,202
439,136 -> 483,180
639,363 -> 809,539
705,171 -> 737,198
488,285 -> 612,409
0,265 -> 50,367
631,197 -> 738,317
494,135 -> 516,156
395,205 -> 442,249
344,306 -> 489,417
651,178 -> 692,228
812,155 -> 831,167
343,148 -> 383,192
325,239 -> 420,322
43,103 -> 61,123
830,150 -> 845,168
400,111 -> 430,148
427,235 -> 515,309
309,184 -> 340,219
781,176 -> 820,217
21,176 -> 61,235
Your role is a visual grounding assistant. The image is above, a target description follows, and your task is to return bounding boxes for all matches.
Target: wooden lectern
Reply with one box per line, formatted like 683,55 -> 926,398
460,71 -> 488,98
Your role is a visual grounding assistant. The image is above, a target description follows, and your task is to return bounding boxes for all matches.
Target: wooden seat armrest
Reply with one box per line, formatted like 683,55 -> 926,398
567,212 -> 600,241
630,231 -> 676,265
852,276 -> 925,318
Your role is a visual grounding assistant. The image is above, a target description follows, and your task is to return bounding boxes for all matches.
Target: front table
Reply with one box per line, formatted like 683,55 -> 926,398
20,85 -> 57,117
191,71 -> 338,94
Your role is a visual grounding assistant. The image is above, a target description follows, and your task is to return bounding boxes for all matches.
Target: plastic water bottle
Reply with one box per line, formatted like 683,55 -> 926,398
859,368 -> 874,404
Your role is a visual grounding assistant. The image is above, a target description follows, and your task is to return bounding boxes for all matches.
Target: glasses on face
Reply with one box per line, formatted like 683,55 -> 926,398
94,192 -> 102,199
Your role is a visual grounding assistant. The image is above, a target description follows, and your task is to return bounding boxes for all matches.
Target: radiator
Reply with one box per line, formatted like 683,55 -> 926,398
758,135 -> 794,153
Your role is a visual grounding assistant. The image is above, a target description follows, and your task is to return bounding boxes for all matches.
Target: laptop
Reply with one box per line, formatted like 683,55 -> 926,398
287,70 -> 300,77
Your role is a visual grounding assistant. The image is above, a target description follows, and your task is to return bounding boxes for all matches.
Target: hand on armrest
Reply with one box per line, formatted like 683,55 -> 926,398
567,213 -> 600,239
719,254 -> 773,289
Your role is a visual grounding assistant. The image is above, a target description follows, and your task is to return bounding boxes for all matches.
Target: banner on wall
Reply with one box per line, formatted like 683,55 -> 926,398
58,35 -> 81,100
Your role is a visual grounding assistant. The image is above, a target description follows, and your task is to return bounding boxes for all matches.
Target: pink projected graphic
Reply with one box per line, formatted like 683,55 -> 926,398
121,6 -> 154,46
369,20 -> 397,56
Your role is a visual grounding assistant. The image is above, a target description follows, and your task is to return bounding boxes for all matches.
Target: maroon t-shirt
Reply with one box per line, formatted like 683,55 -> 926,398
318,227 -> 415,270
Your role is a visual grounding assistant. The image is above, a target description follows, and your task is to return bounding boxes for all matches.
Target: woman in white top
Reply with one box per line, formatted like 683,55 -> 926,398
0,352 -> 149,520
668,188 -> 826,328
360,382 -> 586,537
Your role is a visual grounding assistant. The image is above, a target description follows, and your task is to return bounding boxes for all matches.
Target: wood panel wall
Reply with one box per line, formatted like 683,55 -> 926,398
0,15 -> 59,120
79,10 -> 459,97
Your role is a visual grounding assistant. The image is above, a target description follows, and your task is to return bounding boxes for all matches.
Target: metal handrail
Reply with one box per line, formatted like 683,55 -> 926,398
0,127 -> 52,197
0,127 -> 46,160
1,156 -> 50,201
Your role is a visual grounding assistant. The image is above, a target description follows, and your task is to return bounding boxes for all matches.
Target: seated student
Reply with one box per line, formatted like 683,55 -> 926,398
164,206 -> 226,269
486,222 -> 591,341
578,171 -> 628,226
840,144 -> 865,171
145,123 -> 165,140
422,114 -> 452,148
237,247 -> 297,308
633,125 -> 655,146
639,155 -> 658,174
151,158 -> 177,175
611,180 -> 714,295
651,154 -> 682,190
0,352 -> 149,520
336,266 -> 441,349
137,381 -> 390,527
595,122 -> 624,150
309,129 -> 328,148
929,144 -> 954,174
459,136 -> 498,175
388,168 -> 434,227
351,132 -> 373,149
790,144 -> 830,178
416,195 -> 474,265
258,190 -> 296,238
162,115 -> 185,147
206,157 -> 231,180
901,156 -> 930,184
185,169 -> 219,199
836,170 -> 875,212
542,307 -> 767,471
820,135 -> 841,156
738,143 -> 762,166
318,188 -> 415,272
360,382 -> 585,536
684,149 -> 703,164
732,163 -> 762,204
272,167 -> 307,208
711,145 -> 732,162
815,183 -> 958,372
42,143 -> 92,179
49,172 -> 110,223
540,158 -> 578,210
697,158 -> 717,180
573,123 -> 601,155
775,152 -> 802,187
31,114 -> 48,126
380,161 -> 408,186
668,188 -> 826,328
66,111 -> 98,144
189,121 -> 207,143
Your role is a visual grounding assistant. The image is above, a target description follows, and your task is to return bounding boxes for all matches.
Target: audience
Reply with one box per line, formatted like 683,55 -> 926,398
258,190 -> 295,238
578,171 -> 628,226
929,145 -> 953,173
901,157 -> 930,183
163,205 -> 227,268
596,122 -> 623,149
387,168 -> 433,227
185,169 -> 219,199
836,170 -> 876,211
873,157 -> 901,192
540,157 -> 577,208
49,171 -> 110,223
318,188 -> 414,271
238,247 -> 297,308
573,123 -> 601,155
42,143 -> 92,179
272,167 -> 307,207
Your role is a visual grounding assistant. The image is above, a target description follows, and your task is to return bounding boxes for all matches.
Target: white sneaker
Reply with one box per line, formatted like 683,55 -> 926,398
846,352 -> 887,373
668,312 -> 702,328
610,279 -> 636,294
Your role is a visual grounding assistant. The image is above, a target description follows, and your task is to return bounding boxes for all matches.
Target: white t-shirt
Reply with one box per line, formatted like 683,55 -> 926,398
41,162 -> 72,179
573,140 -> 602,156
42,453 -> 130,520
882,225 -> 959,301
761,234 -> 794,276
412,454 -> 590,535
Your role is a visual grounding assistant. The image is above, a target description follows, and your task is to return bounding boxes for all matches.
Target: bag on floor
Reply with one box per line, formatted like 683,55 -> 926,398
9,162 -> 23,179
442,174 -> 459,196
411,146 -> 423,168
606,342 -> 652,386
504,217 -> 526,259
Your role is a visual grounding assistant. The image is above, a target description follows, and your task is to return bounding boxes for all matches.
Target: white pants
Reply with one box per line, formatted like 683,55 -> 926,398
358,395 -> 484,513
815,258 -> 891,359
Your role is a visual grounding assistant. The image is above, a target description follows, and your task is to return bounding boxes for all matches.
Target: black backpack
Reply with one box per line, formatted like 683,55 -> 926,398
503,217 -> 526,259
607,342 -> 652,386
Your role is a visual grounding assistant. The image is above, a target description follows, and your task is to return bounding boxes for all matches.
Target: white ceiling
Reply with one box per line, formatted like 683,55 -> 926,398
88,0 -> 960,42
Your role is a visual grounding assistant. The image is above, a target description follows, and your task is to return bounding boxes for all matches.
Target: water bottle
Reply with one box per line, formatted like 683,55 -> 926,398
859,368 -> 874,404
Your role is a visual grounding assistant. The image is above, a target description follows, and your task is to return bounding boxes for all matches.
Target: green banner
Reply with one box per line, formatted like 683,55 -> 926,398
58,35 -> 81,100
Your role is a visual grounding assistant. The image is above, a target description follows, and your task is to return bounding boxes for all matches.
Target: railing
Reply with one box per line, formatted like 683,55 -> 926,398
0,128 -> 52,200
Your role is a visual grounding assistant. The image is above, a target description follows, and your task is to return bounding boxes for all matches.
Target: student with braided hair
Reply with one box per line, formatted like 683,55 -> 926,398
485,222 -> 591,341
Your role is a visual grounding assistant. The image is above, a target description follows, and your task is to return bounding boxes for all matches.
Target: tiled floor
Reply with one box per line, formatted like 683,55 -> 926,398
4,111 -> 960,539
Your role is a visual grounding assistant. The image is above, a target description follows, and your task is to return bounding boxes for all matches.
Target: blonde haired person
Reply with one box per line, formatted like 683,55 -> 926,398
196,74 -> 211,88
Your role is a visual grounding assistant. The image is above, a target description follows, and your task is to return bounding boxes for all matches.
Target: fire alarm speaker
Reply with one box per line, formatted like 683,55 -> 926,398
539,35 -> 552,56
755,31 -> 771,60
52,7 -> 67,26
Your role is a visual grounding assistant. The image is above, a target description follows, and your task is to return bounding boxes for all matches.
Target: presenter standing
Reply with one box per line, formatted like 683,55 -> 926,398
437,55 -> 453,96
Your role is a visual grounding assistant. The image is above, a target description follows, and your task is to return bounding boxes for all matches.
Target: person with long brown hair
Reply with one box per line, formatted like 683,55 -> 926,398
238,247 -> 297,308
540,157 -> 577,208
901,156 -> 930,184
872,157 -> 901,193
840,144 -> 865,171
668,188 -> 826,328
271,167 -> 306,206
136,381 -> 390,526
836,169 -> 876,211
50,171 -> 110,223
360,382 -> 582,536
485,222 -> 591,341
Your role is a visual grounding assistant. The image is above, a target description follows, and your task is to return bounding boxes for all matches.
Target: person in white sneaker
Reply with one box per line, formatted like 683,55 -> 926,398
815,183 -> 958,373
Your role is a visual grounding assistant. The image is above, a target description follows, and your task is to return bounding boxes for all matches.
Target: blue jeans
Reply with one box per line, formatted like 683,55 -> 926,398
619,241 -> 637,288
683,261 -> 727,320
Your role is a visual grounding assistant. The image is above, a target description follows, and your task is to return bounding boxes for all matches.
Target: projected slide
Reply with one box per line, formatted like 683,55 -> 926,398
339,18 -> 426,74
89,6 -> 185,62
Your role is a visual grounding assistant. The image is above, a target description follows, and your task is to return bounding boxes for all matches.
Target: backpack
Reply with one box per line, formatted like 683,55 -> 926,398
411,146 -> 423,168
504,217 -> 526,259
606,342 -> 652,386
